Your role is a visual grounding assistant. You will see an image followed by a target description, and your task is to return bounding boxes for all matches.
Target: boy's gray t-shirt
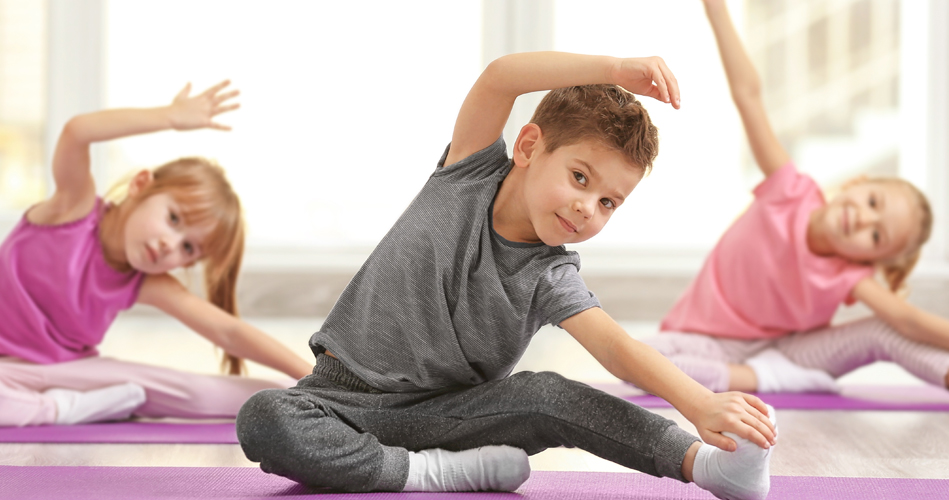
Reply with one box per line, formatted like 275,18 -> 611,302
309,137 -> 600,392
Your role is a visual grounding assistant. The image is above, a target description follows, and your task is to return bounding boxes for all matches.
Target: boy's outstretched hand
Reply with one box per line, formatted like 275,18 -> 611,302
610,56 -> 680,109
688,391 -> 776,451
169,80 -> 241,131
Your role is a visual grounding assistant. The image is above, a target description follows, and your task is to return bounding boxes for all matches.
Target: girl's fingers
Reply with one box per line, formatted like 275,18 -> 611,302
214,90 -> 240,105
213,103 -> 241,115
200,79 -> 232,97
175,82 -> 192,101
208,121 -> 232,131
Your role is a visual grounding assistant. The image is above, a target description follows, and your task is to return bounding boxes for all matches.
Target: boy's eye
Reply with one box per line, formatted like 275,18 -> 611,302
869,194 -> 876,208
872,230 -> 880,245
573,171 -> 587,186
600,198 -> 615,209
183,241 -> 195,256
169,211 -> 180,224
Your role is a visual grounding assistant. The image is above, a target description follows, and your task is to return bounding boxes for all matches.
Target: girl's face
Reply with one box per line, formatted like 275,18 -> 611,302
521,139 -> 642,246
123,192 -> 211,274
812,181 -> 920,263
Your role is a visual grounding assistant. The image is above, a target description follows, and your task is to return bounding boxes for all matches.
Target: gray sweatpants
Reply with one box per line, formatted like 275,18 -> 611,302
236,354 -> 699,492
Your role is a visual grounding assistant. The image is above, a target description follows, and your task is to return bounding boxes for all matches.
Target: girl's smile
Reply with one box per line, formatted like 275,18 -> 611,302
808,180 -> 920,263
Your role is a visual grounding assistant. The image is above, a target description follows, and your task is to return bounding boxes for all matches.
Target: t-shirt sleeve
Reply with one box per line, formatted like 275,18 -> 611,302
536,263 -> 601,327
433,136 -> 510,183
752,162 -> 818,203
842,268 -> 876,306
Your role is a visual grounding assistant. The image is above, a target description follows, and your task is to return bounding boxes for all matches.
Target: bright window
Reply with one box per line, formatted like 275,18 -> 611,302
105,0 -> 482,247
0,0 -> 47,213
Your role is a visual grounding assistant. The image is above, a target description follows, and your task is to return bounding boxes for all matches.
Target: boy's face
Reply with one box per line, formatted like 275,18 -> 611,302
521,138 -> 642,246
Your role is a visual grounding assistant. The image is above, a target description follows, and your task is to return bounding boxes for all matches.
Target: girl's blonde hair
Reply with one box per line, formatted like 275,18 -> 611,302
872,178 -> 933,295
107,157 -> 247,375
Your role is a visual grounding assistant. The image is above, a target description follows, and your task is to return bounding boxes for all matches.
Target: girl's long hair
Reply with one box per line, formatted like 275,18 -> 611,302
106,157 -> 247,375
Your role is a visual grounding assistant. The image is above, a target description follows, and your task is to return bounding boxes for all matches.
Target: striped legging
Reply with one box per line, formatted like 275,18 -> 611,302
645,317 -> 949,392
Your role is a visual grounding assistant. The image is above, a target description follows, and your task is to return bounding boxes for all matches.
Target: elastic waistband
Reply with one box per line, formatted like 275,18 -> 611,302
313,353 -> 383,394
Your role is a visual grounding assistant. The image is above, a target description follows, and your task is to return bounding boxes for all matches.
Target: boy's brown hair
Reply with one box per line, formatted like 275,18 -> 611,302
529,84 -> 659,174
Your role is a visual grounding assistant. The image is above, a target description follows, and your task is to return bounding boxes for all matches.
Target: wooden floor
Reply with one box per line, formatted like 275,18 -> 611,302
2,315 -> 948,480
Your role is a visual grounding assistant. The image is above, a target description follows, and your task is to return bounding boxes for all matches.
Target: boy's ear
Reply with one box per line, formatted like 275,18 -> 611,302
127,169 -> 154,197
512,123 -> 543,168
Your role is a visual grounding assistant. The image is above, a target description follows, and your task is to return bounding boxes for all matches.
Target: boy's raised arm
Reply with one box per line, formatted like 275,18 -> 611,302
704,0 -> 789,176
444,52 -> 680,167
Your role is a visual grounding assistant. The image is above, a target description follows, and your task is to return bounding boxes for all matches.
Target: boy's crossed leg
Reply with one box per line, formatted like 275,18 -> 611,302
237,357 -> 773,499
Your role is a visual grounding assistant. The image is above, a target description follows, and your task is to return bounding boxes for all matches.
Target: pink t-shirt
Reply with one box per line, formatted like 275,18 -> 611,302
660,163 -> 874,340
0,199 -> 144,363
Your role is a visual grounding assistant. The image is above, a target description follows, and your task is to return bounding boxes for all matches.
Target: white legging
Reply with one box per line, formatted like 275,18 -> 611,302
0,356 -> 294,427
645,317 -> 949,392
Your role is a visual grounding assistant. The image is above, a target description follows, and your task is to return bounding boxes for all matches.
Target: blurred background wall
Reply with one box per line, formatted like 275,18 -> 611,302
1,0 -> 947,321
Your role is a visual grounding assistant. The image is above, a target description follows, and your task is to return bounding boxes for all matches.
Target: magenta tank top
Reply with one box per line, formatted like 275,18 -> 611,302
0,199 -> 145,363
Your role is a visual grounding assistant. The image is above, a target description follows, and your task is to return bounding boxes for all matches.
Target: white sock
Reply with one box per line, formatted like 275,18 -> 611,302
402,445 -> 531,492
691,404 -> 777,500
746,348 -> 839,393
45,382 -> 147,425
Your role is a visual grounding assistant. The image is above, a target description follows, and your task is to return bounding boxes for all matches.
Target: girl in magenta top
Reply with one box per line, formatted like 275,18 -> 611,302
0,81 -> 312,427
648,0 -> 949,395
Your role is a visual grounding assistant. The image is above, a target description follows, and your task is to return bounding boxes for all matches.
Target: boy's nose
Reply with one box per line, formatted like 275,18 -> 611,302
573,198 -> 595,219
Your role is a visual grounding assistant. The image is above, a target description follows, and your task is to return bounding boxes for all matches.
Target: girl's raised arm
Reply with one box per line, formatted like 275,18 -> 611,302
138,274 -> 313,380
704,0 -> 789,177
35,82 -> 239,224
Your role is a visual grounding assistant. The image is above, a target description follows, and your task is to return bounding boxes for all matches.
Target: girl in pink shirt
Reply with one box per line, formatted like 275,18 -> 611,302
0,82 -> 313,427
647,0 -> 949,394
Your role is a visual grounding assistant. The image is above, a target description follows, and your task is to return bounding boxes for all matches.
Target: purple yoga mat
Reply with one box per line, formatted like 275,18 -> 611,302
0,422 -> 237,444
1,467 -> 946,500
591,382 -> 949,411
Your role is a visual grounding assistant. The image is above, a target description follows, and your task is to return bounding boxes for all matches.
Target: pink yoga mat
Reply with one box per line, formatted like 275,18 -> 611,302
592,383 -> 949,411
0,422 -> 237,444
0,466 -> 945,500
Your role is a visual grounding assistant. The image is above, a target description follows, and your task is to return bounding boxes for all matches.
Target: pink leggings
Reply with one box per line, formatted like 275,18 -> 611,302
645,317 -> 949,392
0,356 -> 295,427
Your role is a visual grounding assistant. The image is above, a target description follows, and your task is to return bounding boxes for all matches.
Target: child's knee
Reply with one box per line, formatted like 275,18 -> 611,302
236,389 -> 310,457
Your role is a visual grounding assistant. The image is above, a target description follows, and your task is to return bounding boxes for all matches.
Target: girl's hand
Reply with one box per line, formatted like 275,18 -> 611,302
168,80 -> 240,131
610,56 -> 680,109
688,391 -> 776,451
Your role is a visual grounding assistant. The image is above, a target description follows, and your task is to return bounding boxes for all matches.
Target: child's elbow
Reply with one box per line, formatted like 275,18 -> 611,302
60,117 -> 83,143
61,115 -> 96,145
480,56 -> 518,90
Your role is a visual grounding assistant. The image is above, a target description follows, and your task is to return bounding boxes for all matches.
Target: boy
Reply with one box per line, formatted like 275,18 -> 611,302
237,52 -> 777,500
